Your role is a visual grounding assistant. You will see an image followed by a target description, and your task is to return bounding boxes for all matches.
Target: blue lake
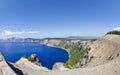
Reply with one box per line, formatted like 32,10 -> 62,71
0,42 -> 69,69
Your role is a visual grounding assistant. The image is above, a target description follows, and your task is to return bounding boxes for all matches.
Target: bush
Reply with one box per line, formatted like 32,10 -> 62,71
28,57 -> 33,61
91,39 -> 97,42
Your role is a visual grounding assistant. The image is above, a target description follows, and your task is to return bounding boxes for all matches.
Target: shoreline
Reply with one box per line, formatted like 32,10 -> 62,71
40,43 -> 70,57
40,43 -> 70,54
40,43 -> 70,59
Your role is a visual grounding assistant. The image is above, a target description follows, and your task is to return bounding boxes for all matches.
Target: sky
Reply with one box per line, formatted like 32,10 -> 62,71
0,0 -> 120,38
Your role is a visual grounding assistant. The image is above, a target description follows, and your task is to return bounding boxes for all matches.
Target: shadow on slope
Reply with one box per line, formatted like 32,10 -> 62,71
7,62 -> 24,75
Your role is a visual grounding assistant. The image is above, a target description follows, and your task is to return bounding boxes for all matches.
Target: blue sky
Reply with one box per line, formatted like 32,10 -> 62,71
0,0 -> 120,38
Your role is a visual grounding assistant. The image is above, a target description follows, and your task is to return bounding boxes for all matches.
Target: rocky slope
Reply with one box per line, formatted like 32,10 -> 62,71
88,34 -> 120,67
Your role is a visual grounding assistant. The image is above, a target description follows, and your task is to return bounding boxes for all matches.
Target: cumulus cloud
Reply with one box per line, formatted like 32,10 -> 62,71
1,30 -> 40,36
113,27 -> 120,31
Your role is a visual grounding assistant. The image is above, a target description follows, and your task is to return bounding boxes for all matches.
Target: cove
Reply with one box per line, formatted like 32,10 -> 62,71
0,42 -> 69,69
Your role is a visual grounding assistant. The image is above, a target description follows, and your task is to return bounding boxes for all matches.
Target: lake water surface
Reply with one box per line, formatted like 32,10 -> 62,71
0,42 -> 69,69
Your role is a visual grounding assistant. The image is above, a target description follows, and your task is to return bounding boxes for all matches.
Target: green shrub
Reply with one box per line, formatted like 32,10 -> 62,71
28,56 -> 34,62
91,39 -> 97,42
87,47 -> 91,51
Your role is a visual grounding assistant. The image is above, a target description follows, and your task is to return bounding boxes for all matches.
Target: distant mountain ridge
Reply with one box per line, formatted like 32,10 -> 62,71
67,36 -> 99,40
0,37 -> 41,42
0,36 -> 98,42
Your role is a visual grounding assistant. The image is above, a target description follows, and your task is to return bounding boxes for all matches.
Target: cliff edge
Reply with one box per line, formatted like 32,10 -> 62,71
0,53 -> 17,75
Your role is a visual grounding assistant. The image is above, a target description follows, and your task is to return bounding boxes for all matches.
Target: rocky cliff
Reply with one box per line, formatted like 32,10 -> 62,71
41,39 -> 93,53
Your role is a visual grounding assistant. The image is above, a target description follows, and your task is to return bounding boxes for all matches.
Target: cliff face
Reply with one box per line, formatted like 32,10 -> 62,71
41,39 -> 93,53
40,39 -> 61,46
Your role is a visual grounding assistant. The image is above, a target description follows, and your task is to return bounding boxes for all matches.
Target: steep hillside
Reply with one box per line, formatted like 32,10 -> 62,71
88,34 -> 120,67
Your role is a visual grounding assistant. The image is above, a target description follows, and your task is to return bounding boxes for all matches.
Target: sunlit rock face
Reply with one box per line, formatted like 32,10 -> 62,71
88,34 -> 120,67
52,62 -> 69,70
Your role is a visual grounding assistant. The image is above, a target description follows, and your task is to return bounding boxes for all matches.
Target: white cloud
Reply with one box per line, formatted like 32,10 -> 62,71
1,30 -> 40,36
113,27 -> 120,31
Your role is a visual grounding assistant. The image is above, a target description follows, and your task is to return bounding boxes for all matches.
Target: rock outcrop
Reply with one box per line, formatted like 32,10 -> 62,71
16,57 -> 49,71
52,62 -> 69,70
28,54 -> 41,66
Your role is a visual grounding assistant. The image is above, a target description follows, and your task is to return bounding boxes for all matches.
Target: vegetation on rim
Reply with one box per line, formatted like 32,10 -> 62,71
106,31 -> 120,35
55,40 -> 90,69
